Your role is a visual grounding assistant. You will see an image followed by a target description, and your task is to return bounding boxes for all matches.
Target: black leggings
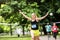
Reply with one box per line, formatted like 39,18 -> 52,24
53,32 -> 58,39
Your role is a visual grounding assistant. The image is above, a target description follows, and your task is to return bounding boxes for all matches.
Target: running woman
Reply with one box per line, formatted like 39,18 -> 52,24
52,23 -> 58,40
19,10 -> 48,40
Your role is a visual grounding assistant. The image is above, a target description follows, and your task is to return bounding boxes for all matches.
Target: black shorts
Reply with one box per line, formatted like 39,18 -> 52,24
47,32 -> 51,35
53,32 -> 58,39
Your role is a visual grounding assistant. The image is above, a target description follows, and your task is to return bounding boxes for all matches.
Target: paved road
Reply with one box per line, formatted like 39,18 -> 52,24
40,36 -> 60,40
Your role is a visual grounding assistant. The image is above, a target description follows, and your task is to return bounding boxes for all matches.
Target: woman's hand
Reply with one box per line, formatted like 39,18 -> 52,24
19,10 -> 31,20
19,10 -> 23,14
46,12 -> 49,16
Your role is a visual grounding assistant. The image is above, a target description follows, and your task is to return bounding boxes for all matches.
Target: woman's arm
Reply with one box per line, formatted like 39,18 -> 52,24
19,10 -> 31,21
37,12 -> 48,20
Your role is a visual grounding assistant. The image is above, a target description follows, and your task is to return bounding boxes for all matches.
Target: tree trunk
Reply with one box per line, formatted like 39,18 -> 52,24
10,25 -> 12,36
22,25 -> 25,35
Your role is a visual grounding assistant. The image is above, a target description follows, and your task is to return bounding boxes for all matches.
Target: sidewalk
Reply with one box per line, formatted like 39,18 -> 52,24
40,36 -> 60,40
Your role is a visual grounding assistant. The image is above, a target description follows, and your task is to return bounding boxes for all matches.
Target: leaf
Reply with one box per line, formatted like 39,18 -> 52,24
56,8 -> 60,14
10,1 -> 18,6
41,0 -> 45,3
47,9 -> 53,14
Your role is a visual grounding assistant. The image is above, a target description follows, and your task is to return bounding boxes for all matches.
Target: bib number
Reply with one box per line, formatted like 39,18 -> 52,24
54,28 -> 57,30
32,24 -> 36,28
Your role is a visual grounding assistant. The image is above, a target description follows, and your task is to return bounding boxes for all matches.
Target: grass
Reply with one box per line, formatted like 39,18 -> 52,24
0,35 -> 31,40
0,33 -> 60,40
0,37 -> 31,40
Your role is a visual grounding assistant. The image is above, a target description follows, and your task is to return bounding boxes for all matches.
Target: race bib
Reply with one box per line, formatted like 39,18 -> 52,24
54,28 -> 57,30
32,24 -> 36,28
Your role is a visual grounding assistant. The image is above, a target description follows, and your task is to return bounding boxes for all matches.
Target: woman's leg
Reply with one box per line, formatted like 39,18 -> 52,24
31,36 -> 36,40
35,36 -> 40,40
31,30 -> 36,40
31,30 -> 40,40
31,35 -> 36,40
54,32 -> 57,40
37,36 -> 40,40
35,30 -> 40,40
53,32 -> 57,40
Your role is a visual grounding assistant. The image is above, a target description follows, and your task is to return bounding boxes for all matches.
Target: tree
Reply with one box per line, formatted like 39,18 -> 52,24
0,0 -> 60,35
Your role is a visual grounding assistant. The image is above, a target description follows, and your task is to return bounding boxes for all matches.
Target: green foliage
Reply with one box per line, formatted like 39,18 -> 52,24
0,16 -> 5,22
18,1 -> 27,9
0,0 -> 60,24
10,1 -> 18,6
0,0 -> 60,33
0,37 -> 31,40
0,25 -> 10,33
56,8 -> 60,14
0,27 -> 4,33
40,0 -> 45,3
0,4 -> 13,14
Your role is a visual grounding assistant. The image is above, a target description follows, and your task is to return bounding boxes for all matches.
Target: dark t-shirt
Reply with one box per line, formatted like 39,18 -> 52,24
31,20 -> 38,30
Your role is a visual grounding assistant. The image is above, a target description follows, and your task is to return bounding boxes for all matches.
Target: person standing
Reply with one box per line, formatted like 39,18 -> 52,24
52,23 -> 58,40
19,10 -> 48,40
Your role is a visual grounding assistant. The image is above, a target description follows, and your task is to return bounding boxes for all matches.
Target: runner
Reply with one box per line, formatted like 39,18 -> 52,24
52,23 -> 58,40
19,10 -> 48,40
45,23 -> 52,40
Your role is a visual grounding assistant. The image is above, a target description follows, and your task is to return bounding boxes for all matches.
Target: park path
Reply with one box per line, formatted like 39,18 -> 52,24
40,36 -> 60,40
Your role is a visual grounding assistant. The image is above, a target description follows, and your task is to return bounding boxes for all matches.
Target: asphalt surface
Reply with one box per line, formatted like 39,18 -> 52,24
40,36 -> 60,40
